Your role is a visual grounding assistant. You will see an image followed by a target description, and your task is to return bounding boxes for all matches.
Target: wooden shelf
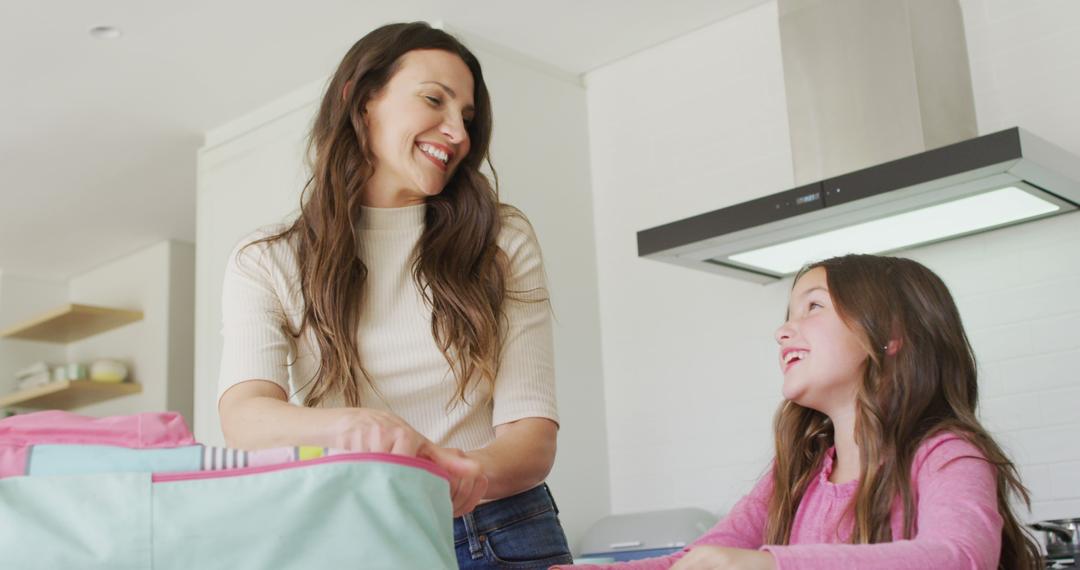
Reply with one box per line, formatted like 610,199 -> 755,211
0,380 -> 142,410
0,304 -> 143,343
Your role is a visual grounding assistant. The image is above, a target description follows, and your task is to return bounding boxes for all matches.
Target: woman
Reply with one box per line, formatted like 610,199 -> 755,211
217,22 -> 572,569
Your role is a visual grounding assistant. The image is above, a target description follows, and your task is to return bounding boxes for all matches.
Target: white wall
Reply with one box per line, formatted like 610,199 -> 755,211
167,242 -> 197,422
586,2 -> 794,516
586,0 -> 1080,523
463,35 -> 611,548
194,83 -> 314,444
69,240 -> 195,419
194,30 -> 609,549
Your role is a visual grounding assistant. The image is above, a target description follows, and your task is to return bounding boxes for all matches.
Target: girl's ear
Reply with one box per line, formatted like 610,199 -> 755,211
884,339 -> 902,356
342,80 -> 353,102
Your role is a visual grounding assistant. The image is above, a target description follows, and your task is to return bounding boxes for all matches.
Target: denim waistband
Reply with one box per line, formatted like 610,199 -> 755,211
453,483 -> 558,541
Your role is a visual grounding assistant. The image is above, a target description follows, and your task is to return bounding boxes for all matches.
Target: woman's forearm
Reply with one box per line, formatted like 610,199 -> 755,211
468,417 -> 558,500
220,393 -> 340,450
219,380 -> 373,450
219,380 -> 488,516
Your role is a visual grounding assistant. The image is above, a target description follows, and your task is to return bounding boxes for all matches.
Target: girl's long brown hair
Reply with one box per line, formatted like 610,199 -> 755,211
764,254 -> 1041,569
245,22 -> 514,408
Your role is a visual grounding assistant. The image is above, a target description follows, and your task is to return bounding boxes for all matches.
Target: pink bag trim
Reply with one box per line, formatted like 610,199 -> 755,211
152,452 -> 450,483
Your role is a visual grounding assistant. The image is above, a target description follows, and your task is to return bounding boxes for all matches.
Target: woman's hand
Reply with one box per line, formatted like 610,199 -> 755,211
328,408 -> 487,516
670,546 -> 777,570
461,418 -> 558,501
329,407 -> 429,454
219,388 -> 487,516
422,445 -> 489,517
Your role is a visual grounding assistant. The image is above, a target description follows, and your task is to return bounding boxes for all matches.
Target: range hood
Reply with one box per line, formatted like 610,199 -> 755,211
636,0 -> 1080,283
638,127 -> 1080,283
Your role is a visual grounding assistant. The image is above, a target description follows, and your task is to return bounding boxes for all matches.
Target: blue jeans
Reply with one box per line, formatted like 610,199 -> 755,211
454,483 -> 573,569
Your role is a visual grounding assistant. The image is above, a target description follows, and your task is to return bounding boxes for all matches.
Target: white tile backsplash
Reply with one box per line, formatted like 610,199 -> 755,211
1027,312 -> 1080,355
1019,464 -> 1055,503
1032,499 -> 1080,522
1039,388 -> 1080,428
999,426 -> 1080,466
980,392 -> 1044,432
981,349 -> 1079,397
961,278 -> 1080,329
1049,462 -> 1080,501
967,322 -> 1035,363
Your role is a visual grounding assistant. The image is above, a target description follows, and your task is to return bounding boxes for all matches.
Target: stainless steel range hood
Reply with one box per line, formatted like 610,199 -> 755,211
638,127 -> 1080,283
636,0 -> 1080,283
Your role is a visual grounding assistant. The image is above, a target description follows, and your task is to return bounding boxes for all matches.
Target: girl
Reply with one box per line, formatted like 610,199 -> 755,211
216,22 -> 572,569
572,255 -> 1041,569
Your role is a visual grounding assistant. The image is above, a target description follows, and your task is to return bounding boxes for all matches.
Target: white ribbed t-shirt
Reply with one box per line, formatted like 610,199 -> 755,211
217,204 -> 558,451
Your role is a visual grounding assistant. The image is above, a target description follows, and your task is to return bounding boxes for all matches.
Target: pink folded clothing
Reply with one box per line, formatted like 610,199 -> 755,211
0,410 -> 196,479
0,409 -> 195,447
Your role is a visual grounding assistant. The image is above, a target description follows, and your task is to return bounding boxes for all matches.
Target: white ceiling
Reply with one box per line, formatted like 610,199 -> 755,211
0,0 -> 770,280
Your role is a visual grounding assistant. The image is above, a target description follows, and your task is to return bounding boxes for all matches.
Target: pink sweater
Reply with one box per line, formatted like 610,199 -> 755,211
582,433 -> 1003,570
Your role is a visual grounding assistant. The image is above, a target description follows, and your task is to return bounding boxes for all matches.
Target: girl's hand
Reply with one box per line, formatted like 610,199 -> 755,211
670,546 -> 777,570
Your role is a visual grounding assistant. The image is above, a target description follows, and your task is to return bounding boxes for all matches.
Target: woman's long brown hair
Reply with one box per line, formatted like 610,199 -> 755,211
244,22 -> 516,408
764,254 -> 1042,569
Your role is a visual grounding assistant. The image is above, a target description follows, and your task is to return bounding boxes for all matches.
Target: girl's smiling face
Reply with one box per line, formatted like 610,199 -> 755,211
775,267 -> 868,414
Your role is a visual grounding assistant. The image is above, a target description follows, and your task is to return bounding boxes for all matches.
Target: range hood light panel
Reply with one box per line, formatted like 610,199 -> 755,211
724,186 -> 1060,275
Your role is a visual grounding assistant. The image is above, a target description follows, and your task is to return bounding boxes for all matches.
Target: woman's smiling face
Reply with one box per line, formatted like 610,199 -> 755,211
775,267 -> 868,414
362,49 -> 475,207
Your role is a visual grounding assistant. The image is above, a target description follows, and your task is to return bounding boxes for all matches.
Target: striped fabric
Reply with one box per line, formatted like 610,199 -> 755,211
201,446 -> 247,470
201,445 -> 337,471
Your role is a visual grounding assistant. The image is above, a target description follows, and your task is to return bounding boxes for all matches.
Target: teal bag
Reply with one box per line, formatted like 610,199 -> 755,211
0,411 -> 456,569
0,455 -> 456,569
0,472 -> 153,569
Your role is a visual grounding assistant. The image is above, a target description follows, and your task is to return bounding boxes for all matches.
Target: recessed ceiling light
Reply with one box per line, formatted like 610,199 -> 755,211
89,26 -> 122,40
